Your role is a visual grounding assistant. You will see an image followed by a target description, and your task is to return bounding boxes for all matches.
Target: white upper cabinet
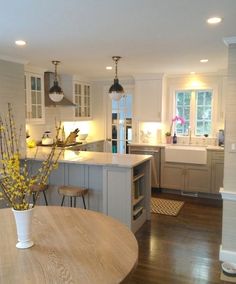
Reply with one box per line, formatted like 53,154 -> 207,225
51,75 -> 91,121
134,74 -> 163,122
25,70 -> 45,124
74,81 -> 91,119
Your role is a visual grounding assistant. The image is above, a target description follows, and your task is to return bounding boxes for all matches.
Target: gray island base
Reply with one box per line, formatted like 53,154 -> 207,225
27,149 -> 152,233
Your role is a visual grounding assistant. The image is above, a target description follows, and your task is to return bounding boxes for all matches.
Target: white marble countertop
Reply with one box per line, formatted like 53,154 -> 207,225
26,148 -> 152,168
76,139 -> 105,145
128,143 -> 224,151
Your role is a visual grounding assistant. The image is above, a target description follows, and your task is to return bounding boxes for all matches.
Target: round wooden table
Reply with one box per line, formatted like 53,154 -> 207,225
0,206 -> 138,284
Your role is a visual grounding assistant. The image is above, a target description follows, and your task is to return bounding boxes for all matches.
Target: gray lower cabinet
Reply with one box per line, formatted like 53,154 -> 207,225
185,165 -> 210,192
27,157 -> 151,233
160,148 -> 210,193
209,150 -> 224,194
161,163 -> 184,190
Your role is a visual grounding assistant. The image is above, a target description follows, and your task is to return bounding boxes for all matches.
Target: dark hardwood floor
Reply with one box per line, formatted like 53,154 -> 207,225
123,191 -> 223,284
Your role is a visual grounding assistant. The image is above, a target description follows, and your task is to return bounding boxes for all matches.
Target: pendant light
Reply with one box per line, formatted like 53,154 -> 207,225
49,60 -> 64,102
109,56 -> 124,101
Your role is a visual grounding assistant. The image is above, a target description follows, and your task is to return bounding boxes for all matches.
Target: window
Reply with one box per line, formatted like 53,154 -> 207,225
175,89 -> 213,136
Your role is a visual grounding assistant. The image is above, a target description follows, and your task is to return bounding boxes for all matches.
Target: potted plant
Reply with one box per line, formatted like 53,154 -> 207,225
165,115 -> 185,144
0,103 -> 64,248
165,131 -> 172,144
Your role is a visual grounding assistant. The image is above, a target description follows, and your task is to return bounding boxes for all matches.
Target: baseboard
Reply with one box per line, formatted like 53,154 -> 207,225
219,245 -> 236,264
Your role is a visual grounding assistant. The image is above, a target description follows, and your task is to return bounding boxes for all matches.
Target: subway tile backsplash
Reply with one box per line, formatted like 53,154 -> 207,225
174,136 -> 217,146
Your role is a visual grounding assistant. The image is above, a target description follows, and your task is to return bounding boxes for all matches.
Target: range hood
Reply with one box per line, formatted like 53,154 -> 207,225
44,72 -> 75,107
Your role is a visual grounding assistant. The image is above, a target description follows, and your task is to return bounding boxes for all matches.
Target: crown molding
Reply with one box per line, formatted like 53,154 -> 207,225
0,54 -> 29,64
223,37 -> 236,46
133,73 -> 164,81
24,64 -> 47,74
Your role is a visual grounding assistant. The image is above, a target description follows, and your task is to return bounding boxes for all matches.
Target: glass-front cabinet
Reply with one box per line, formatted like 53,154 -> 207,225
25,72 -> 45,124
74,81 -> 91,119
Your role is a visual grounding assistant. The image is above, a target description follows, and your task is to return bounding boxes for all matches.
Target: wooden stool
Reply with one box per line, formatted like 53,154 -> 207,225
31,184 -> 48,206
58,186 -> 88,209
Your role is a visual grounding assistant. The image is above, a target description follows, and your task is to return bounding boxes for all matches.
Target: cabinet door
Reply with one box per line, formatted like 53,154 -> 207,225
74,82 -> 91,119
25,72 -> 45,124
185,166 -> 210,193
134,78 -> 162,121
211,160 -> 224,193
161,163 -> 185,190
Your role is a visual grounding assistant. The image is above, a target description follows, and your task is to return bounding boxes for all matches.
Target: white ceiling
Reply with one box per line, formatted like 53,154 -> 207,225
1,0 -> 236,79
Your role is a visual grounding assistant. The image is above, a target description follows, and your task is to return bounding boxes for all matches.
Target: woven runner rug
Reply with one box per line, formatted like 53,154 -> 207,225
151,198 -> 184,216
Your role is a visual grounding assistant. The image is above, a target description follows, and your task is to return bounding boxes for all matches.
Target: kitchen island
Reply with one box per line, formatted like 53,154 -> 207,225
27,148 -> 152,233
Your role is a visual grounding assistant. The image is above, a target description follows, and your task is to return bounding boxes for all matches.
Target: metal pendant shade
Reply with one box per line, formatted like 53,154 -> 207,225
49,61 -> 64,102
109,56 -> 124,100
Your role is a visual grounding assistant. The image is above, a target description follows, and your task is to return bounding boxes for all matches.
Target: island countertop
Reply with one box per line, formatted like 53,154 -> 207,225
128,142 -> 224,151
26,148 -> 152,168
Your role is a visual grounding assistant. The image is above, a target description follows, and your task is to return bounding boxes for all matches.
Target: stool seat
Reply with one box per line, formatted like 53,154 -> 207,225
58,186 -> 88,209
30,183 -> 49,206
58,186 -> 88,197
31,184 -> 48,192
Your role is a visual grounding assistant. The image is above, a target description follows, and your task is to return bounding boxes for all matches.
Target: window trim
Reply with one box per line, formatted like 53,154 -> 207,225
169,83 -> 218,137
175,89 -> 213,136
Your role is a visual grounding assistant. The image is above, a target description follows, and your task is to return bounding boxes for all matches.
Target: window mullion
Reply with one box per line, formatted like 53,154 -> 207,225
190,90 -> 195,135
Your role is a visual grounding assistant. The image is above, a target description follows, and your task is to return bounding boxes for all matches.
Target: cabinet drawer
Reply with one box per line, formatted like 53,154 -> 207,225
208,150 -> 224,160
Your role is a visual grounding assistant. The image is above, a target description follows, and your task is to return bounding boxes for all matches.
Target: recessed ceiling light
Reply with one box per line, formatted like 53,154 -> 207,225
106,66 -> 112,70
15,40 -> 26,46
207,17 -> 222,24
200,59 -> 208,63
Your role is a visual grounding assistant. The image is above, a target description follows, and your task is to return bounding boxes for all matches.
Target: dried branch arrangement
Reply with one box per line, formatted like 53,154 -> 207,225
0,103 -> 63,210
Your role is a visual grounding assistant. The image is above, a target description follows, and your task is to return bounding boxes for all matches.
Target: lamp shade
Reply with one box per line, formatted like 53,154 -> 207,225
49,60 -> 64,102
108,56 -> 124,101
109,78 -> 124,100
49,81 -> 64,102
109,79 -> 124,93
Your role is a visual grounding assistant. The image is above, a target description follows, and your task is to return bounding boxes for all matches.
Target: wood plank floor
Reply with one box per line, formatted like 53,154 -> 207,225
123,191 -> 224,284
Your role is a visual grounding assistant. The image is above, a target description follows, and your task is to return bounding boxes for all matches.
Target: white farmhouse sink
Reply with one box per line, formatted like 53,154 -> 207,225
165,145 -> 207,164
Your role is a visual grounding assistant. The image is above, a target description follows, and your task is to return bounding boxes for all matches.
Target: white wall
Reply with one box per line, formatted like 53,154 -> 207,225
0,59 -> 25,151
163,73 -> 226,141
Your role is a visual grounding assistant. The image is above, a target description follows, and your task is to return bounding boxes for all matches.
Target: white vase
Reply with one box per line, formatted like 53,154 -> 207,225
12,206 -> 34,249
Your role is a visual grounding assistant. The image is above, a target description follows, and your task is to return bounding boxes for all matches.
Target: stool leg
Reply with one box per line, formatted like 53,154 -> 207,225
74,197 -> 76,208
82,195 -> 86,209
33,192 -> 36,205
61,196 -> 65,206
70,197 -> 72,207
43,191 -> 48,206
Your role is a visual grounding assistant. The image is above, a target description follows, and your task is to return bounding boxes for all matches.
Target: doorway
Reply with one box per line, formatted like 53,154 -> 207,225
111,94 -> 132,154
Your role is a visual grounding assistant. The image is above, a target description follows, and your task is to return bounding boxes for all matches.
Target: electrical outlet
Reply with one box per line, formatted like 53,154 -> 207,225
230,143 -> 236,153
